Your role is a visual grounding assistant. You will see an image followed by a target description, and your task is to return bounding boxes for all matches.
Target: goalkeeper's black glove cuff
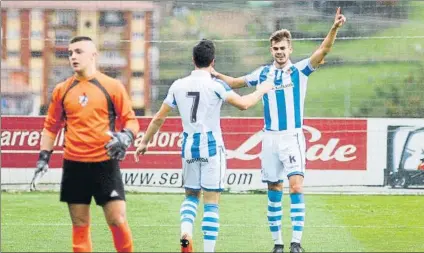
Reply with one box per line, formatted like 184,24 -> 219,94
38,150 -> 53,163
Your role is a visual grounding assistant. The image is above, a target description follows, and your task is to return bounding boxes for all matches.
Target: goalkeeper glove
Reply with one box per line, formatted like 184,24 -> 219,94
31,150 -> 52,191
36,150 -> 52,173
105,129 -> 134,161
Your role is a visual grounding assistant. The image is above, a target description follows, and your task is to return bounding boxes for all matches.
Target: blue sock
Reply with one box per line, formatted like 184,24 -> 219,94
180,195 -> 199,237
202,204 -> 219,252
268,190 -> 283,245
290,193 -> 305,243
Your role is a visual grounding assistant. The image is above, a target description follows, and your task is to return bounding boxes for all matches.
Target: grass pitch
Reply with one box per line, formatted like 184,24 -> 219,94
1,192 -> 423,252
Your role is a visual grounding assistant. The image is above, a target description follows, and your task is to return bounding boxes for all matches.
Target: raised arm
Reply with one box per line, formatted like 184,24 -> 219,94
211,68 -> 247,89
225,81 -> 273,110
310,7 -> 346,69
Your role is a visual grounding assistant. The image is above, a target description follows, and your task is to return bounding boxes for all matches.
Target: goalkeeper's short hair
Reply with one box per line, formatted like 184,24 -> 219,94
69,36 -> 93,44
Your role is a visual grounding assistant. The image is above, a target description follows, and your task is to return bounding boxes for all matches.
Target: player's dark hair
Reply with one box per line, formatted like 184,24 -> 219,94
69,36 -> 93,44
193,39 -> 215,68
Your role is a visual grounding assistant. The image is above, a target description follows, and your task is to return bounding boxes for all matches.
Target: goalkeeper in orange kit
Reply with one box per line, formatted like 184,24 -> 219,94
34,36 -> 139,252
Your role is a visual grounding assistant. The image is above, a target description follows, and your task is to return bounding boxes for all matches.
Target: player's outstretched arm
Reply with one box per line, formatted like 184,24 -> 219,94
134,103 -> 172,162
226,81 -> 273,110
310,7 -> 346,69
212,68 -> 247,89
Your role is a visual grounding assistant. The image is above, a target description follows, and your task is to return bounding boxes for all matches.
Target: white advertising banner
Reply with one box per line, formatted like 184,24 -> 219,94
2,116 -> 423,192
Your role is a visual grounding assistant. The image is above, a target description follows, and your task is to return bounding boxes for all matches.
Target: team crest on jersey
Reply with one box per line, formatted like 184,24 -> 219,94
286,68 -> 292,75
78,93 -> 88,107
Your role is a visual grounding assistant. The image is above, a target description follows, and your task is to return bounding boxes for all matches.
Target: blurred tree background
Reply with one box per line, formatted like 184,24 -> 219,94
153,0 -> 424,118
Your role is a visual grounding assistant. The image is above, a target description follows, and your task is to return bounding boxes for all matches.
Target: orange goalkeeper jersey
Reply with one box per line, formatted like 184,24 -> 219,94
43,71 -> 139,162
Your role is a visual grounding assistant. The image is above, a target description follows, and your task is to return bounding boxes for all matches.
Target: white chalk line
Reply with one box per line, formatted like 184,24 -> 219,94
2,223 -> 423,229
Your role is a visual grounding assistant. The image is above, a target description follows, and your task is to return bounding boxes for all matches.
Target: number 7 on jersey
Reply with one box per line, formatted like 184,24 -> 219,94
187,91 -> 200,123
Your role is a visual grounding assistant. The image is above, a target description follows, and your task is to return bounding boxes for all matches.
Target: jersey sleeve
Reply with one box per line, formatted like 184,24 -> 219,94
213,79 -> 234,101
243,66 -> 264,87
213,78 -> 232,91
113,81 -> 140,137
43,83 -> 65,138
295,58 -> 315,77
163,82 -> 177,108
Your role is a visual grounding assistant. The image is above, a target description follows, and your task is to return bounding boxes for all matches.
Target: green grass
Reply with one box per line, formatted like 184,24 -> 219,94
2,193 -> 424,252
156,2 -> 424,117
252,2 -> 424,64
304,62 -> 423,117
298,2 -> 424,62
217,62 -> 423,118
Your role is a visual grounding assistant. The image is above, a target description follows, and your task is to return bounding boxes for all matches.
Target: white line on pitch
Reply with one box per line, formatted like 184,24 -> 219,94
2,223 -> 423,229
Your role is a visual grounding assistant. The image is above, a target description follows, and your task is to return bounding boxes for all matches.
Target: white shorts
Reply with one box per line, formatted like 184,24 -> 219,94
182,146 -> 226,192
260,130 -> 306,183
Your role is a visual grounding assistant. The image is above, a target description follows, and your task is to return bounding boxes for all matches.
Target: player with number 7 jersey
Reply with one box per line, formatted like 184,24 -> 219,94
134,39 -> 272,253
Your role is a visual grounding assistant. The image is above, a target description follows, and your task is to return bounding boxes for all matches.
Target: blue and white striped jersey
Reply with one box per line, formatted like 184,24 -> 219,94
244,58 -> 315,132
164,70 -> 233,159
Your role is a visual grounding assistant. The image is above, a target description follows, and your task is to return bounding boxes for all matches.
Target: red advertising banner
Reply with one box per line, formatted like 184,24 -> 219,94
1,117 -> 367,170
